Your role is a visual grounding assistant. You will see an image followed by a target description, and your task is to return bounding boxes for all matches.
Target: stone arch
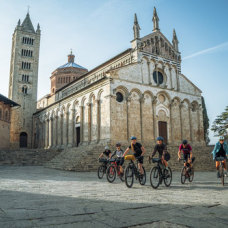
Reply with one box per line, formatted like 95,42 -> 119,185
89,92 -> 96,103
97,89 -> 104,100
156,104 -> 170,117
81,97 -> 86,107
114,85 -> 129,96
129,88 -> 142,98
156,91 -> 171,104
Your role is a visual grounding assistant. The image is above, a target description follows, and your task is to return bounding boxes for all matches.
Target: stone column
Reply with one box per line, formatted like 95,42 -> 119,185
139,96 -> 144,142
45,119 -> 49,149
169,67 -> 173,89
42,120 -> 45,148
55,115 -> 59,147
199,107 -> 204,142
126,96 -> 130,141
96,100 -> 100,143
68,110 -> 74,147
62,112 -> 68,146
60,113 -> 63,147
155,63 -> 158,86
48,117 -> 52,148
87,103 -> 91,143
52,117 -> 56,148
169,100 -> 174,144
80,106 -> 84,144
179,102 -> 183,141
147,61 -> 151,84
189,105 -> 193,143
152,97 -> 157,141
176,69 -> 180,91
197,107 -> 201,142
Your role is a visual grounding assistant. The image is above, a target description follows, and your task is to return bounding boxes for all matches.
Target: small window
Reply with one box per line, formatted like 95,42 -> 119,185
153,71 -> 164,85
116,92 -> 124,103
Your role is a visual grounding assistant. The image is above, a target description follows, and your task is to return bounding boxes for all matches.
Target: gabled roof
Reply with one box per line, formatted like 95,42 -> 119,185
21,13 -> 35,33
0,94 -> 20,107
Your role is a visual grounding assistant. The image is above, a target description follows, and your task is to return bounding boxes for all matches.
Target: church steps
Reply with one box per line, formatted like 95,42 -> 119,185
45,145 -> 215,172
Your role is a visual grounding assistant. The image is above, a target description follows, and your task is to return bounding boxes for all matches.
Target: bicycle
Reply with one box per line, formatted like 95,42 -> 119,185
97,158 -> 109,179
106,158 -> 125,183
215,156 -> 226,186
179,157 -> 195,184
149,158 -> 172,189
124,155 -> 146,188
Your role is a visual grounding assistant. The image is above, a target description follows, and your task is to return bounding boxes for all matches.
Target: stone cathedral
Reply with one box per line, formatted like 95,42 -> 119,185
8,8 -> 205,153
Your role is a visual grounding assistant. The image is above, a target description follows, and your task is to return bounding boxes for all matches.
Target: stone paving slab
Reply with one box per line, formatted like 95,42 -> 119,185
0,166 -> 227,228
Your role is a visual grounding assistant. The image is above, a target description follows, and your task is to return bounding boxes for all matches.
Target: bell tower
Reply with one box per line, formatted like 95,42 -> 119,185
8,13 -> 41,148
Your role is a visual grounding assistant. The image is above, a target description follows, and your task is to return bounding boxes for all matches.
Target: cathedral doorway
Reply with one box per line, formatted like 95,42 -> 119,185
20,132 -> 28,148
76,127 -> 80,146
158,121 -> 167,144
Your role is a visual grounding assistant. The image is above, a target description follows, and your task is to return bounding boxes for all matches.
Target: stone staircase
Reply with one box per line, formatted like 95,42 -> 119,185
0,149 -> 61,166
45,144 -> 215,172
45,144 -> 105,171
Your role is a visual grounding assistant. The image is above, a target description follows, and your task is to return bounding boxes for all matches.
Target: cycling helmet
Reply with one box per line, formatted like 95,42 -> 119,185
116,143 -> 121,147
219,136 -> 224,140
105,146 -> 109,150
182,140 -> 188,145
131,136 -> 137,140
156,136 -> 164,141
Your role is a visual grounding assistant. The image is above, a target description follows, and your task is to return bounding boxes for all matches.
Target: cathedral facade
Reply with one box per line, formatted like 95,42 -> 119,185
9,8 -> 205,150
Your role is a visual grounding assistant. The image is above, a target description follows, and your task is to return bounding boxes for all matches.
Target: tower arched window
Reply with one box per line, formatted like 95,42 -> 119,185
22,86 -> 28,94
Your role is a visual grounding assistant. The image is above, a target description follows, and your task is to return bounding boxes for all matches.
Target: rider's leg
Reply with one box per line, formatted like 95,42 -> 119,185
216,161 -> 220,170
162,157 -> 168,167
138,163 -> 143,174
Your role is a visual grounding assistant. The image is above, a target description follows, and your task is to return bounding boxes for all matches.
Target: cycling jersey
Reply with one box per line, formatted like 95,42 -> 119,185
216,144 -> 226,158
112,149 -> 124,158
103,150 -> 111,157
129,142 -> 143,157
152,143 -> 167,158
179,144 -> 192,154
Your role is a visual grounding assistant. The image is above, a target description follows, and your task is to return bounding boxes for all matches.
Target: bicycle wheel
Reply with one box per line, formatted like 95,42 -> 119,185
125,165 -> 134,188
181,167 -> 186,184
118,166 -> 125,182
164,167 -> 172,187
106,165 -> 116,183
150,167 -> 160,189
189,167 -> 194,182
139,166 -> 146,185
97,165 -> 105,179
219,165 -> 224,186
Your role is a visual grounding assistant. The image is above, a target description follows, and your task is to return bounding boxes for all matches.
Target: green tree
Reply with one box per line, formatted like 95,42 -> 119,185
211,106 -> 228,140
201,96 -> 210,144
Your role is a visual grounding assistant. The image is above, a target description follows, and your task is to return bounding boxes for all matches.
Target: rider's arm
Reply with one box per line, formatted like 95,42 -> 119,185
141,146 -> 145,156
98,152 -> 103,159
123,147 -> 130,157
189,145 -> 193,160
111,151 -> 116,158
151,145 -> 157,157
178,150 -> 181,159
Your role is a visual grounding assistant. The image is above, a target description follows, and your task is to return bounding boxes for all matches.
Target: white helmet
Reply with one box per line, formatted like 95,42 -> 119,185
105,146 -> 109,150
219,136 -> 225,140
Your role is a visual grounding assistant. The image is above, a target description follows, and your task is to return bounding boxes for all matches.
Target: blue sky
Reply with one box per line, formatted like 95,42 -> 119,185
0,0 -> 227,144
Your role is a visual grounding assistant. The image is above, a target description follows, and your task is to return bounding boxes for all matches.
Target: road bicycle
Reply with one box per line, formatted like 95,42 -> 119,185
179,157 -> 195,184
106,158 -> 125,183
215,156 -> 226,186
97,158 -> 109,179
149,158 -> 172,189
124,155 -> 146,188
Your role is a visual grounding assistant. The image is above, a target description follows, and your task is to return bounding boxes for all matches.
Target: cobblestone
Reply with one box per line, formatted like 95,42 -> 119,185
0,166 -> 227,228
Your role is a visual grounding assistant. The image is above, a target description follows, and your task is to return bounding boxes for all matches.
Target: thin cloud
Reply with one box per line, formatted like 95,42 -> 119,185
183,41 -> 228,60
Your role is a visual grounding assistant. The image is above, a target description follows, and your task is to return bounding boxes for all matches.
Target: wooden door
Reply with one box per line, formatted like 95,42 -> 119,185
20,132 -> 28,148
158,121 -> 168,144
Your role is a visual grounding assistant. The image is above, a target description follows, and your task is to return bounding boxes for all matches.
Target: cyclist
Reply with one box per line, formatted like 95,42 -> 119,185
178,140 -> 194,168
149,136 -> 169,168
111,143 -> 124,175
212,136 -> 228,177
98,146 -> 112,159
123,136 -> 146,175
